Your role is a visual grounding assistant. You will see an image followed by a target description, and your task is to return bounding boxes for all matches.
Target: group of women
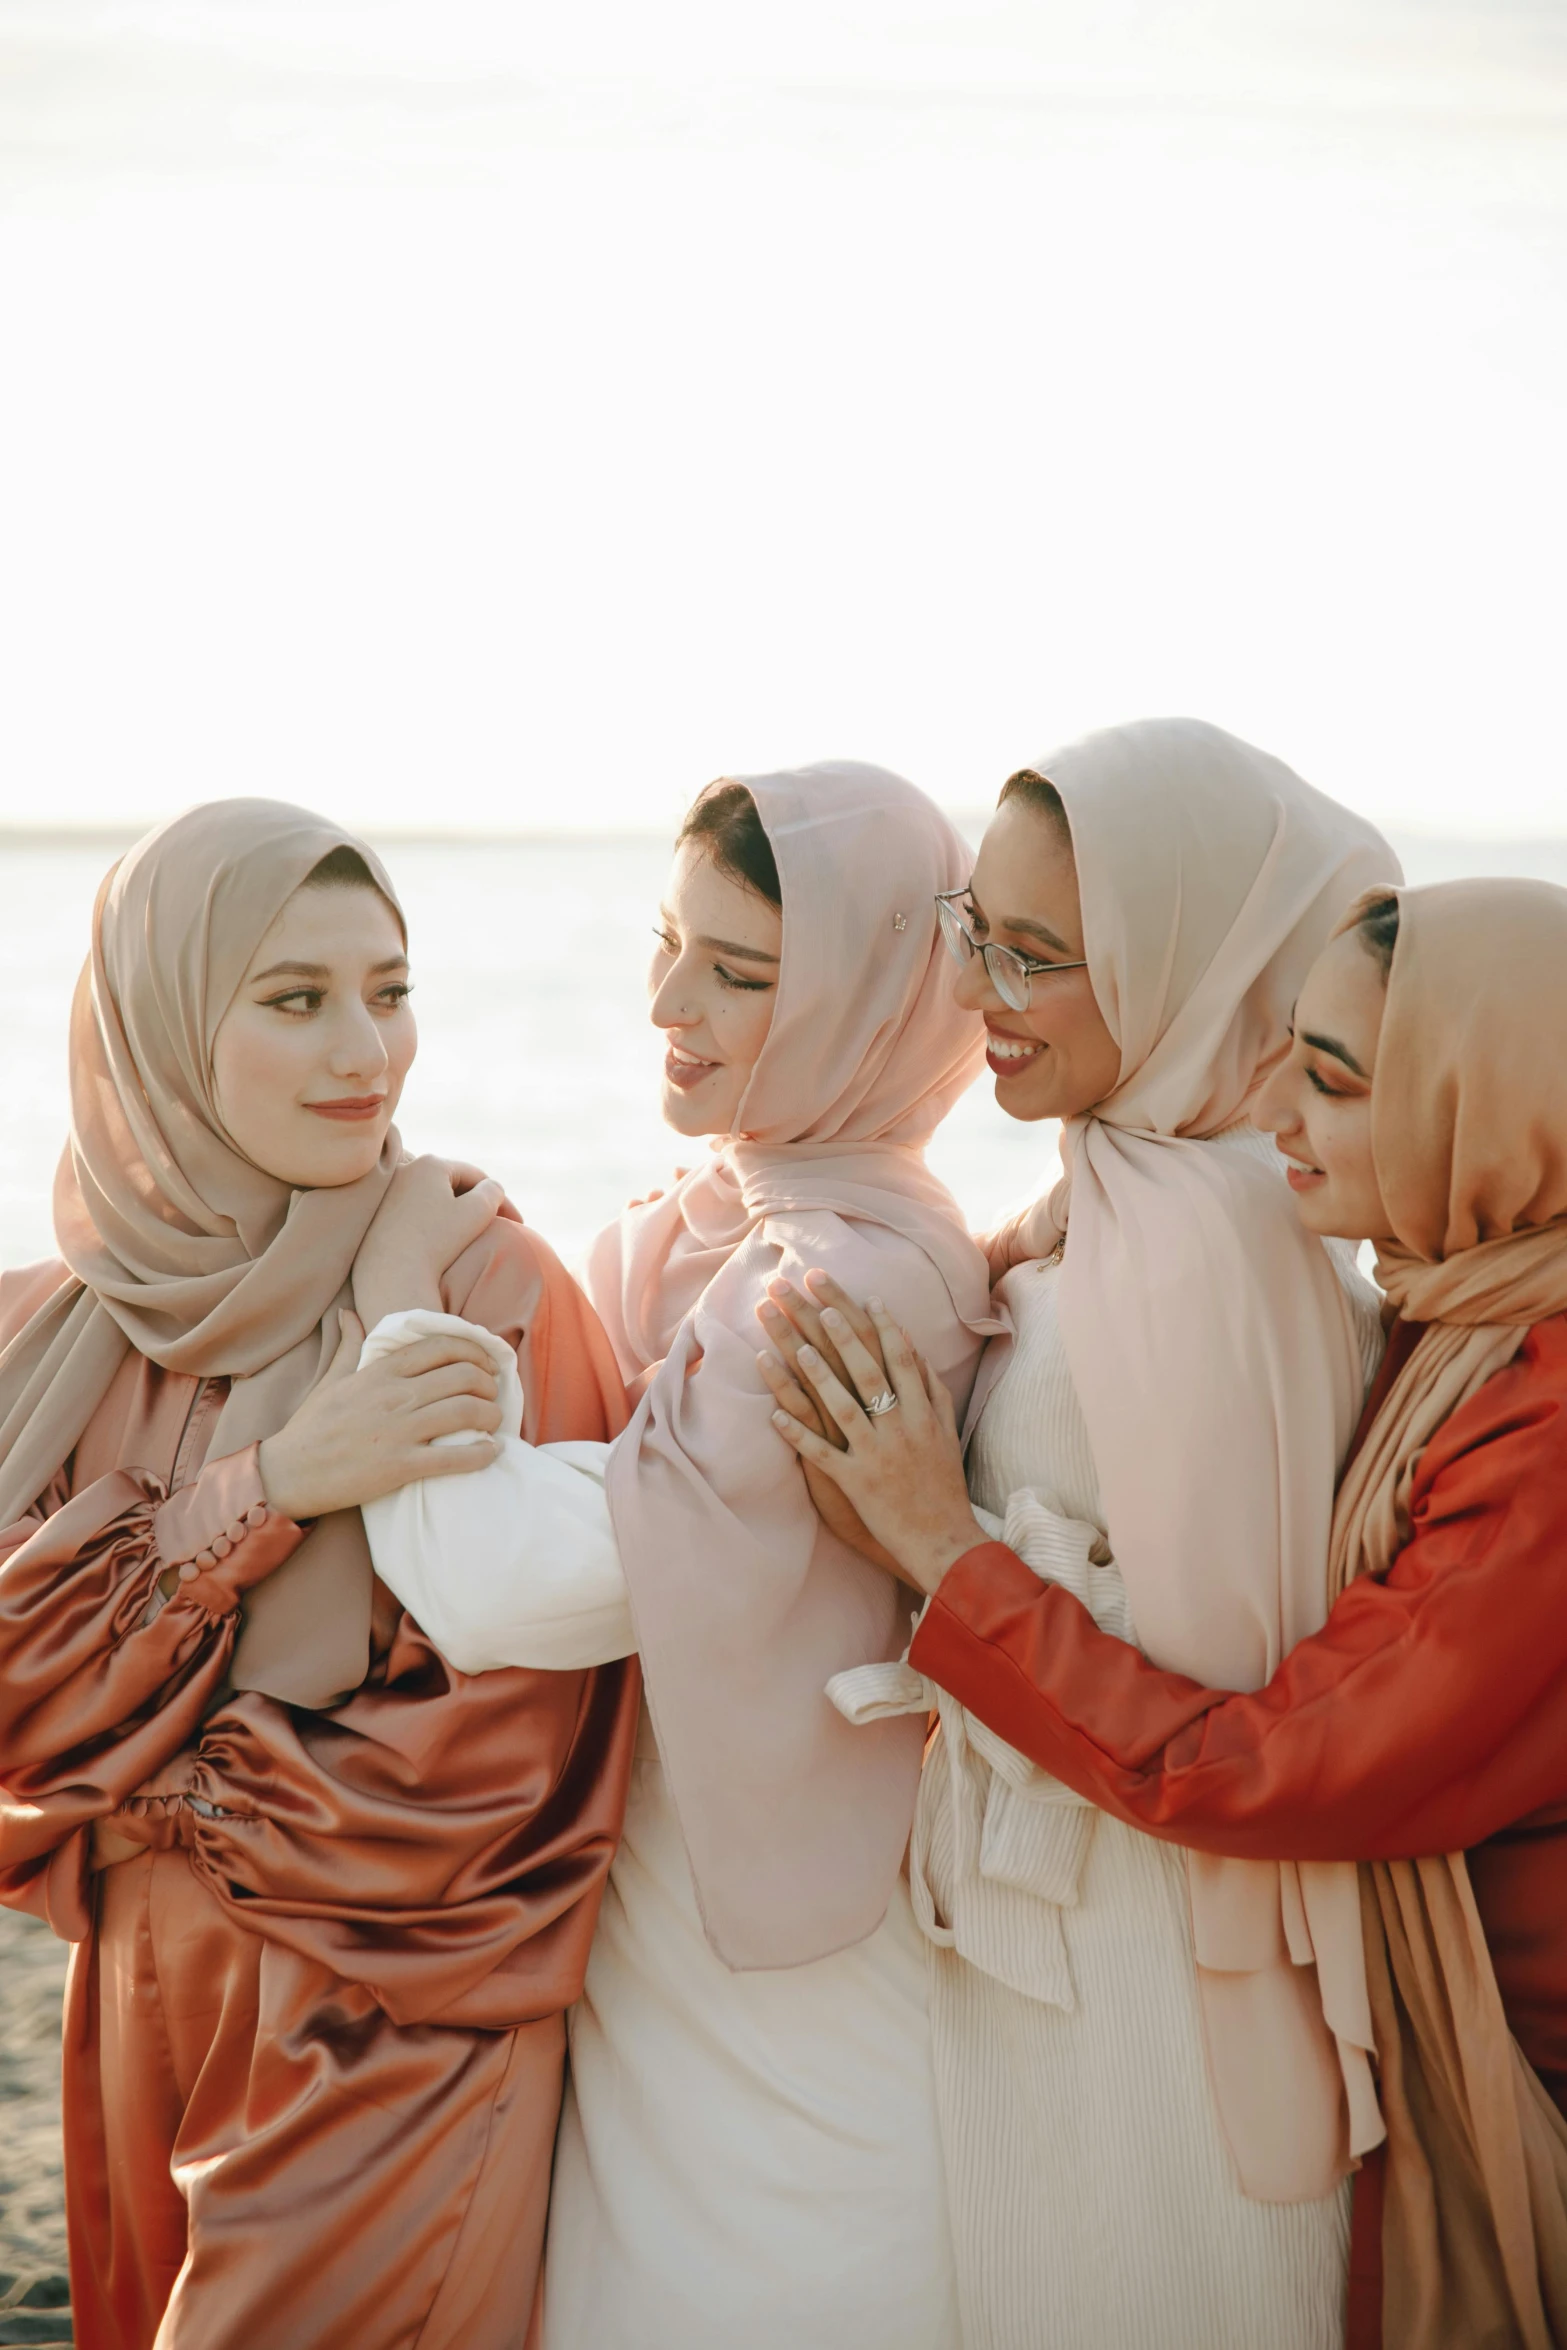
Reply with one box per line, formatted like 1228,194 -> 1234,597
0,719 -> 1561,2350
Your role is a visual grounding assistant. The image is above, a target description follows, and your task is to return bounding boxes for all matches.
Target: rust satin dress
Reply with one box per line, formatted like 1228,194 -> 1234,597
908,1310 -> 1567,2346
0,1225 -> 640,2350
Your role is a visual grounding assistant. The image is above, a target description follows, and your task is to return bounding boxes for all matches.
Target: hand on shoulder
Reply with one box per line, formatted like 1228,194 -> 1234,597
354,1155 -> 506,1330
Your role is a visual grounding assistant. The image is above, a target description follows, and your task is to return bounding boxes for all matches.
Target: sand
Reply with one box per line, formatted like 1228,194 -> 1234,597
0,1910 -> 72,2345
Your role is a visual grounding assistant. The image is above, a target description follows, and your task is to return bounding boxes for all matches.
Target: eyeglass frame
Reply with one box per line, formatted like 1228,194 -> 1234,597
933,888 -> 1088,1012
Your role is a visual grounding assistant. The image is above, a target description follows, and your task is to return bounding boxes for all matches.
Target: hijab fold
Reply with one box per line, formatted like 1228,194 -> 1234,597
589,763 -> 999,1968
0,799 -> 408,1709
1031,718 -> 1400,2199
1325,878 -> 1567,2348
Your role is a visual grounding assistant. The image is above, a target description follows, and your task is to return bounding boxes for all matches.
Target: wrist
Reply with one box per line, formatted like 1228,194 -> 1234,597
355,1260 -> 442,1331
900,1518 -> 984,1599
257,1435 -> 310,1523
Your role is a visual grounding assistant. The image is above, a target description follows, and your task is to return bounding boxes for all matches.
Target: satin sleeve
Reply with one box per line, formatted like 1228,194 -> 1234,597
359,1310 -> 636,1674
0,1445 -> 305,1926
909,1326 -> 1567,1864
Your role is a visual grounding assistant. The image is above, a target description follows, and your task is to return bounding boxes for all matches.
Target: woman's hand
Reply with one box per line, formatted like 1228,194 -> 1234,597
258,1311 -> 505,1520
762,1277 -> 984,1598
354,1156 -> 505,1331
978,1196 -> 1062,1282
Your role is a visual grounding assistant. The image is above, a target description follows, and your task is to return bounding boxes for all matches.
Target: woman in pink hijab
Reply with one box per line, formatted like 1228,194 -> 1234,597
364,763 -> 997,2350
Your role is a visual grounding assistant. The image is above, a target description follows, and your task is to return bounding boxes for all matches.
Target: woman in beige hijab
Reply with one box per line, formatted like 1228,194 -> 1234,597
0,800 -> 639,2350
763,719 -> 1399,2349
782,875 -> 1567,2350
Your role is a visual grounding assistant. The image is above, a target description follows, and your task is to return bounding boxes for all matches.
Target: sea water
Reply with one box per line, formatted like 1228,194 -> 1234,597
2,831 -> 1563,1278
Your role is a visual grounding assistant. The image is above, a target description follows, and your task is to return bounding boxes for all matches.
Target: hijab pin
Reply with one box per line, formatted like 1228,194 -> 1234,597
892,912 -> 907,932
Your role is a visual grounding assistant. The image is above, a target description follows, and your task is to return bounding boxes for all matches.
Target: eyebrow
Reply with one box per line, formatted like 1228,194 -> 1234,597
660,909 -> 779,965
250,957 -> 409,982
1000,914 -> 1074,955
1301,1028 -> 1369,1078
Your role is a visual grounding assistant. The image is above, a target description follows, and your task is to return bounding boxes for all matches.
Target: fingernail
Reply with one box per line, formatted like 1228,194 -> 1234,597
866,1295 -> 885,1312
822,1308 -> 844,1330
799,1344 -> 820,1366
771,1409 -> 791,1429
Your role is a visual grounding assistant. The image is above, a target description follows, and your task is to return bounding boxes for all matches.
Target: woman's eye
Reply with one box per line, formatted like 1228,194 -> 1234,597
653,926 -> 678,956
372,983 -> 413,1011
714,963 -> 773,993
1305,1067 -> 1348,1098
263,989 -> 323,1016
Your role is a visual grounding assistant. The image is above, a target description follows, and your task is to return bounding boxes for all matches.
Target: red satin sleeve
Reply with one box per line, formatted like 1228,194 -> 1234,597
908,1315 -> 1567,1864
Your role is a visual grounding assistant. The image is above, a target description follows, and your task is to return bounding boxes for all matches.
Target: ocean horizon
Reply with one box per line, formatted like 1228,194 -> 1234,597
4,826 -> 1564,1279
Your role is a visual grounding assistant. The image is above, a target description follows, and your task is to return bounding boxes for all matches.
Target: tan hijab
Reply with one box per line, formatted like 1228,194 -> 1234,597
1031,718 -> 1400,2198
0,799 -> 406,1708
1326,877 -> 1567,2348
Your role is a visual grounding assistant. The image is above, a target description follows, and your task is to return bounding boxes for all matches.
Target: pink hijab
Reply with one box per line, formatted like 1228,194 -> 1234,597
1037,718 -> 1401,2200
588,762 -> 998,1968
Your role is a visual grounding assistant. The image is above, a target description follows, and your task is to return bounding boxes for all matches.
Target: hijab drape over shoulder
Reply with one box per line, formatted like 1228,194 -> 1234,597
0,799 -> 406,1707
1326,878 -> 1567,2350
1032,718 -> 1401,2200
589,762 -> 997,1969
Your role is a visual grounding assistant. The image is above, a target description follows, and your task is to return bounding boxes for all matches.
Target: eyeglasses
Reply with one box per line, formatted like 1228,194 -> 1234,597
934,889 -> 1088,1012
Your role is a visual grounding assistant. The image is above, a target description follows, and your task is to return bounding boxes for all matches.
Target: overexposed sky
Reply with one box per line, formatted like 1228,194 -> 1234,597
1,1 -> 1564,838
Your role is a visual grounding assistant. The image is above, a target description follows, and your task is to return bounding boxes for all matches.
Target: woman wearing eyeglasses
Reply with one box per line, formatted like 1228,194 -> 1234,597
356,763 -> 996,2350
760,719 -> 1399,2350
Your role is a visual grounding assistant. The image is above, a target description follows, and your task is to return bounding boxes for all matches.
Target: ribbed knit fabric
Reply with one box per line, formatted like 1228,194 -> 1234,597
912,1141 -> 1382,2350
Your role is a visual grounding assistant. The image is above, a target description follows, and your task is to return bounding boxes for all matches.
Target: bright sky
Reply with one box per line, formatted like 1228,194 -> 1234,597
1,0 -> 1564,838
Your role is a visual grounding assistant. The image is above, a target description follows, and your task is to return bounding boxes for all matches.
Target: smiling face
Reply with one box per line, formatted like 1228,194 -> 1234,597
209,880 -> 416,1187
648,840 -> 782,1137
954,794 -> 1122,1123
1253,926 -> 1395,1241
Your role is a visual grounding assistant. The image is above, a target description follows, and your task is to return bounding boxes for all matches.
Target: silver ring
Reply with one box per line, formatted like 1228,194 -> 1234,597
864,1388 -> 899,1417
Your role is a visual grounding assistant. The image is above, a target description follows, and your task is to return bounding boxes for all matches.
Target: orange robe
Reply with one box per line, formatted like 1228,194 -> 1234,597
0,1226 -> 640,2350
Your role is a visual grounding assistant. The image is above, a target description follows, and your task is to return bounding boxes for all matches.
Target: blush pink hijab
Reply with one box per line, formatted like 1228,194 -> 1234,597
1031,718 -> 1401,2201
588,762 -> 999,1968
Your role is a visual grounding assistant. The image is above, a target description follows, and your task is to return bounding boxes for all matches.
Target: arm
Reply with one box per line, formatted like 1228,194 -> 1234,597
0,1447 -> 304,1925
910,1338 -> 1567,1864
359,1311 -> 635,1674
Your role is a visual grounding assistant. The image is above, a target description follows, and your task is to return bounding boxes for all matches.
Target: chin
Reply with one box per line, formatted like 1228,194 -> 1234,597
283,1132 -> 390,1190
991,1072 -> 1063,1125
659,1084 -> 722,1139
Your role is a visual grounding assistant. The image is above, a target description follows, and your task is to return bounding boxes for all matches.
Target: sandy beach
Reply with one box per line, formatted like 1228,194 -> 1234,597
0,1910 -> 71,2345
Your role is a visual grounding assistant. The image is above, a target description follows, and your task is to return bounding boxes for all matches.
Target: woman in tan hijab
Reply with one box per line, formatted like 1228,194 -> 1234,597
771,875 -> 1567,2348
0,800 -> 639,2350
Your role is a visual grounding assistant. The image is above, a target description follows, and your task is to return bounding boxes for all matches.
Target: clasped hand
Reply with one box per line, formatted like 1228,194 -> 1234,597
260,1154 -> 511,1522
754,1273 -> 982,1598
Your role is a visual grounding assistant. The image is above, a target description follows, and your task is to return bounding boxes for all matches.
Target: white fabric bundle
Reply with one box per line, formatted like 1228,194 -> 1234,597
359,1310 -> 634,1672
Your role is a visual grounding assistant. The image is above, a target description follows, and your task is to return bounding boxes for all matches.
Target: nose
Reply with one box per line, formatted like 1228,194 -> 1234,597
649,952 -> 696,1033
1253,1057 -> 1296,1137
952,952 -> 1001,1014
327,1000 -> 391,1083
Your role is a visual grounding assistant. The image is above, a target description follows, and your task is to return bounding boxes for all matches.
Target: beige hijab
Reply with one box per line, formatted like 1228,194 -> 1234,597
0,799 -> 405,1708
1031,718 -> 1400,2199
1326,877 -> 1567,2348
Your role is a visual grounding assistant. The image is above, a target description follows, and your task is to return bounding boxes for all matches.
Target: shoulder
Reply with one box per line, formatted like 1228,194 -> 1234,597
0,1258 -> 74,1350
1413,1312 -> 1567,1526
442,1211 -> 628,1444
441,1212 -> 576,1348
